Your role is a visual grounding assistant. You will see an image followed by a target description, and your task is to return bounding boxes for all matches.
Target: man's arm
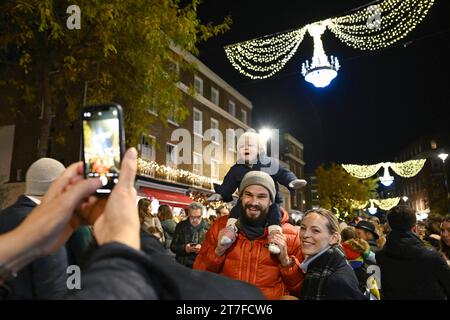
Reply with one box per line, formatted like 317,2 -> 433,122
170,223 -> 188,256
66,243 -> 161,300
32,247 -> 69,299
193,220 -> 226,273
269,226 -> 304,295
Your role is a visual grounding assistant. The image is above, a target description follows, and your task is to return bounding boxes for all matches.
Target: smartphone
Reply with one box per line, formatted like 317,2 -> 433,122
81,103 -> 125,195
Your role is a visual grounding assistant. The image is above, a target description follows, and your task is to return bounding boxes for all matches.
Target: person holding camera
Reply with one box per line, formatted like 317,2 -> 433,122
170,202 -> 209,268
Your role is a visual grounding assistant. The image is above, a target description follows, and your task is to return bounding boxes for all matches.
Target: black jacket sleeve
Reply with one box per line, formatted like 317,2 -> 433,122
66,243 -> 160,300
272,158 -> 297,190
433,253 -> 450,296
325,268 -> 368,300
31,247 -> 69,299
170,222 -> 188,256
66,242 -> 265,300
214,165 -> 241,202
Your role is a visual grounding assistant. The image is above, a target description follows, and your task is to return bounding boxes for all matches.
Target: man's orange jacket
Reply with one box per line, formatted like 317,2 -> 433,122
193,208 -> 304,300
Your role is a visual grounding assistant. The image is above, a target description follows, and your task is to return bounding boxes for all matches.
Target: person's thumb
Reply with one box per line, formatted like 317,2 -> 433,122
116,148 -> 137,190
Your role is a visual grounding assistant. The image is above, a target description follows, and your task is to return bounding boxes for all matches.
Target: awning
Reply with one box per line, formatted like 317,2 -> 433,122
139,187 -> 192,208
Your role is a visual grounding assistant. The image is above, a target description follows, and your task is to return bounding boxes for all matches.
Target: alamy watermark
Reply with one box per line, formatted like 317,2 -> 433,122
366,5 -> 382,30
66,5 -> 81,30
66,265 -> 81,290
162,128 -> 281,175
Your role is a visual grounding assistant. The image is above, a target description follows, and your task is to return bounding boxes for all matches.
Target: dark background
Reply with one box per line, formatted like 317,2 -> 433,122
197,0 -> 450,172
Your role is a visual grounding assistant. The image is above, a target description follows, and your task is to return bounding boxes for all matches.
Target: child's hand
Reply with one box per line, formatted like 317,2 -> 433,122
289,179 -> 307,190
207,193 -> 223,202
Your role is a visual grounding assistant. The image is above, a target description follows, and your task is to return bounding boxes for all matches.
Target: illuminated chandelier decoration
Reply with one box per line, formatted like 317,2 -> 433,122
351,197 -> 401,214
342,159 -> 426,186
224,0 -> 435,87
301,21 -> 340,88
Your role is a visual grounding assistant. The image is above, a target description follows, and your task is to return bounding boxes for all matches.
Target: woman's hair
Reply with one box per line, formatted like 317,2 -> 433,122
138,198 -> 151,222
440,215 -> 450,260
215,205 -> 228,215
158,204 -> 173,221
304,208 -> 341,241
147,226 -> 164,240
341,227 -> 357,242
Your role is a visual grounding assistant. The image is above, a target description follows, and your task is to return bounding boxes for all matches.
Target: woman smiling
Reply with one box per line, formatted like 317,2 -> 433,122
298,208 -> 366,300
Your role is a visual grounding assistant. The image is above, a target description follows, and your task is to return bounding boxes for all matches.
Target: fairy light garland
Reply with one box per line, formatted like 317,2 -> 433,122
351,197 -> 401,211
225,0 -> 435,79
342,163 -> 383,179
137,158 -> 222,190
189,191 -> 226,210
225,28 -> 306,79
329,0 -> 435,51
342,159 -> 426,180
390,159 -> 427,177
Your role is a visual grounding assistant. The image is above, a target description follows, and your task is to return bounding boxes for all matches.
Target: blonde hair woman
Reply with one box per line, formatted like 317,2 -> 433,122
299,208 -> 366,300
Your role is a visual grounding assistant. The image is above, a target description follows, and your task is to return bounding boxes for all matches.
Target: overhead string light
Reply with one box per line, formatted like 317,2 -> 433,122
328,0 -> 435,51
224,0 -> 435,80
351,197 -> 401,212
225,28 -> 307,79
342,159 -> 426,186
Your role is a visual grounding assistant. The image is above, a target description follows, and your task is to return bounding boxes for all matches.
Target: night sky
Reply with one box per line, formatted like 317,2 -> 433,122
197,0 -> 450,172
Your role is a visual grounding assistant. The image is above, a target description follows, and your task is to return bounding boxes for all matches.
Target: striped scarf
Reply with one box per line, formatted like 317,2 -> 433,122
300,245 -> 346,300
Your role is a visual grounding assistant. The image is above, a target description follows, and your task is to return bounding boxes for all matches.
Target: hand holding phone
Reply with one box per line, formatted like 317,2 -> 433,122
81,103 -> 125,195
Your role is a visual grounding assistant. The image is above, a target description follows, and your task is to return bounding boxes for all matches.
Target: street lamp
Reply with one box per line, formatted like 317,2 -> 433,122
259,128 -> 272,142
438,153 -> 449,201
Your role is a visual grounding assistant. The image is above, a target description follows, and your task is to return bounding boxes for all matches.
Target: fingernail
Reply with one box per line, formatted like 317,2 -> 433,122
127,148 -> 137,160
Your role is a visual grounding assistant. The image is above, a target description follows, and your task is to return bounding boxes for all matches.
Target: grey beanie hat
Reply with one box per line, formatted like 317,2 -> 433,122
25,158 -> 66,196
239,171 -> 276,201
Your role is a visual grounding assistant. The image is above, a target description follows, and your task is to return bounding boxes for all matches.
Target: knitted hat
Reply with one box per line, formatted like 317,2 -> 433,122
237,132 -> 266,154
387,205 -> 417,232
239,171 -> 275,201
25,158 -> 65,196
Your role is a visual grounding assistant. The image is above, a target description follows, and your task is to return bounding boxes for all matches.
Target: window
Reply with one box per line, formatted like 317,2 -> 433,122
430,140 -> 437,150
240,109 -> 247,124
210,118 -> 219,144
193,152 -> 202,175
226,129 -> 235,153
168,107 -> 178,126
194,76 -> 203,96
211,87 -> 219,106
211,159 -> 220,180
166,143 -> 177,168
228,100 -> 236,116
140,134 -> 155,161
193,108 -> 202,136
168,60 -> 179,74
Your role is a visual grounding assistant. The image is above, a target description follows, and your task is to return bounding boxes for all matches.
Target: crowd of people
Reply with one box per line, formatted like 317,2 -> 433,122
0,146 -> 449,300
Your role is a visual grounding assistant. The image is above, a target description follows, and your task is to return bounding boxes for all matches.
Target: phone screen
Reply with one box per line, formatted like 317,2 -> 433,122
82,105 -> 122,194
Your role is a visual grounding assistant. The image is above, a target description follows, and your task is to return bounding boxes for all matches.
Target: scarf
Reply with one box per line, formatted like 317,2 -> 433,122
237,217 -> 266,240
189,222 -> 204,244
300,245 -> 347,300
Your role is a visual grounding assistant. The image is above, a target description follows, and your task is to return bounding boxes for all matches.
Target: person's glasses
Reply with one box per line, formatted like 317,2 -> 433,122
189,215 -> 202,221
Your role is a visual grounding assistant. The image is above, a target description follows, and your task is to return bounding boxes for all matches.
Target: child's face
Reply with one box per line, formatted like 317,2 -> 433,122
238,138 -> 259,163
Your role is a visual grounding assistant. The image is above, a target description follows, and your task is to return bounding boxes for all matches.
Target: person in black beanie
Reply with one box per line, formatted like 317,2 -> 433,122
376,205 -> 450,299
